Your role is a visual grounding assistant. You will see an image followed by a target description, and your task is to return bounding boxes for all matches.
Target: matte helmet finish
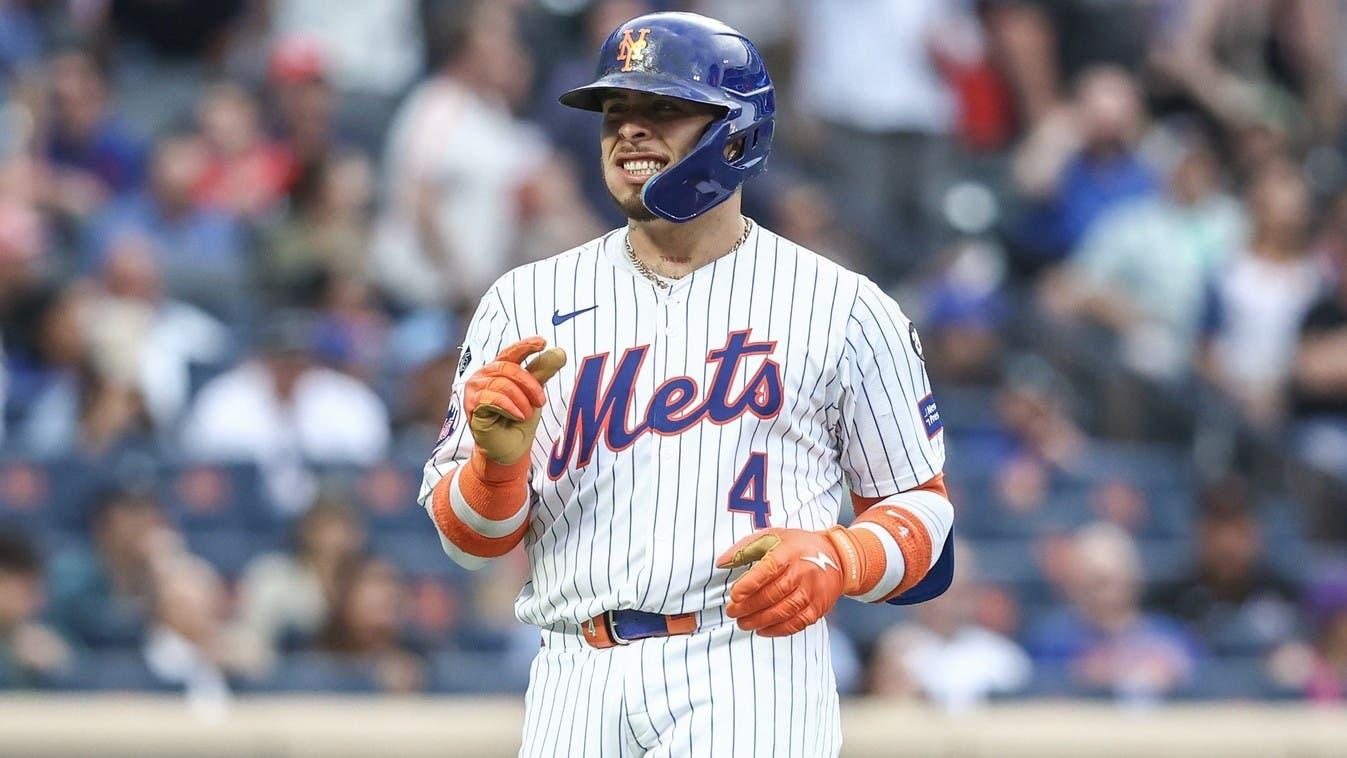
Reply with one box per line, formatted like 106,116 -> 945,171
559,12 -> 775,222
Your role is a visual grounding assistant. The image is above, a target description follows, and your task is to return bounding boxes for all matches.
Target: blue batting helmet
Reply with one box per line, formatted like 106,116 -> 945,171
558,12 -> 774,223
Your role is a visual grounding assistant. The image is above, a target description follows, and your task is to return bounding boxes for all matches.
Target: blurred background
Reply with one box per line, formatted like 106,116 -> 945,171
1,0 -> 1346,752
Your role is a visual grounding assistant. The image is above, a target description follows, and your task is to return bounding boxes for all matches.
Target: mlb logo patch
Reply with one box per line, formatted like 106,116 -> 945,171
456,346 -> 473,378
918,394 -> 942,439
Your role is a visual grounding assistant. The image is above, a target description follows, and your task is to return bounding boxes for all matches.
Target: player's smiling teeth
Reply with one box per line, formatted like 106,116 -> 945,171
623,159 -> 666,175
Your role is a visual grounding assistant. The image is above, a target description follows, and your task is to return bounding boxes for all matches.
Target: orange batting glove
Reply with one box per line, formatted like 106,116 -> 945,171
463,337 -> 567,467
716,526 -> 869,637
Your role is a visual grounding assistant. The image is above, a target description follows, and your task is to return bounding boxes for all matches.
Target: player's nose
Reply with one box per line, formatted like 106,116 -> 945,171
616,118 -> 652,143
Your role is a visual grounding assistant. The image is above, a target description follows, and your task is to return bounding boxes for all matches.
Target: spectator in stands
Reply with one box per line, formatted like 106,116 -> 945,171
42,39 -> 146,219
84,235 -> 232,433
47,488 -> 175,649
0,152 -> 47,292
512,157 -> 605,271
315,554 -> 425,694
1149,0 -> 1341,145
268,0 -> 423,152
982,0 -> 1157,129
1203,160 -> 1322,427
233,497 -> 366,668
387,312 -> 457,457
1041,130 -> 1246,380
793,0 -> 973,274
20,348 -> 157,460
1027,523 -> 1197,702
918,240 -> 1009,385
533,0 -> 653,229
369,0 -> 551,313
1009,66 -> 1158,271
1290,200 -> 1347,480
97,0 -> 246,62
193,81 -> 294,220
143,553 -> 248,713
180,311 -> 389,513
983,356 -> 1088,517
0,529 -> 71,688
868,545 -> 1032,710
265,35 -> 341,171
259,150 -> 373,309
0,0 -> 44,93
310,274 -> 389,385
3,284 -> 83,436
85,131 -> 247,320
1149,476 -> 1301,658
14,269 -> 166,459
1302,571 -> 1347,702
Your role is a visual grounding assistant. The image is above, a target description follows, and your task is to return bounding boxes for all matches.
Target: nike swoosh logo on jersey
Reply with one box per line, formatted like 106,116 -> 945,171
552,305 -> 599,326
803,552 -> 838,572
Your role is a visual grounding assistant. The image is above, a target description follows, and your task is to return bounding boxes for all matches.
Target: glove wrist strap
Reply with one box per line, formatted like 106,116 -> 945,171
824,526 -> 866,595
470,447 -> 530,485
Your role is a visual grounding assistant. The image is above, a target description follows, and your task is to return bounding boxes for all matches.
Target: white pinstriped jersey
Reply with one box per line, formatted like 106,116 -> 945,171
418,223 -> 945,630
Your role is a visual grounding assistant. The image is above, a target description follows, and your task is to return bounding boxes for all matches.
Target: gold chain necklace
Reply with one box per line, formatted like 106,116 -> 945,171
625,217 -> 754,290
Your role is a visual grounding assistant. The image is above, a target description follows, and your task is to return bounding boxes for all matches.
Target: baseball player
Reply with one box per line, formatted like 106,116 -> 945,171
419,12 -> 955,756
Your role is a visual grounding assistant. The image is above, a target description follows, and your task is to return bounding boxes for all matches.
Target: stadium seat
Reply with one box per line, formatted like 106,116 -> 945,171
0,459 -> 57,534
40,458 -> 115,534
1137,538 -> 1190,584
1185,657 -> 1275,701
254,653 -> 382,694
430,649 -> 530,694
935,388 -> 998,435
184,528 -> 281,578
161,463 -> 278,533
1081,442 -> 1193,492
352,461 -> 427,532
370,528 -> 466,580
63,651 -> 169,693
969,538 -> 1051,590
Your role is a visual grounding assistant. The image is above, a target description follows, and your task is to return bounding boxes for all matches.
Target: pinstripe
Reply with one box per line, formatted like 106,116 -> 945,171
581,249 -> 605,603
854,289 -> 936,477
657,636 -> 678,747
526,260 -> 573,622
517,650 -> 543,754
540,648 -> 576,756
419,227 -> 941,756
573,640 -> 600,753
529,261 -> 565,623
597,647 -> 618,757
635,641 -> 659,750
696,257 -> 724,610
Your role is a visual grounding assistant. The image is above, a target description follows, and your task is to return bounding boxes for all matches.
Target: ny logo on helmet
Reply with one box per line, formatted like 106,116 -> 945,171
617,28 -> 652,72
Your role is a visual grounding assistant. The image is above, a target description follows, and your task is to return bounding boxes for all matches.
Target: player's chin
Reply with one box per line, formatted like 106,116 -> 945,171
608,189 -> 657,222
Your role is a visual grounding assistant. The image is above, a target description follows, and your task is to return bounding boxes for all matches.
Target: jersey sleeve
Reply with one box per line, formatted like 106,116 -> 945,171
838,278 -> 946,496
417,284 -> 516,511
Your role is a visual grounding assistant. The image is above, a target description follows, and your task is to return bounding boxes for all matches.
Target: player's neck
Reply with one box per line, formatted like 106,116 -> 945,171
627,200 -> 747,280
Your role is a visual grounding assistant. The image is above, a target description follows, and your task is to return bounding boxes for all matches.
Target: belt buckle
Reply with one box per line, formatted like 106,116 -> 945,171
604,611 -> 632,645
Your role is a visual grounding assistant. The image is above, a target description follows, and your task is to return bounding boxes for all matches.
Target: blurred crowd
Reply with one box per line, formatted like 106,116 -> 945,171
2,0 -> 1347,708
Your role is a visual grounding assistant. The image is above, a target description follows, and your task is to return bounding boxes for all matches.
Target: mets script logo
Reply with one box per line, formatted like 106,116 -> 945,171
617,28 -> 652,72
548,330 -> 782,479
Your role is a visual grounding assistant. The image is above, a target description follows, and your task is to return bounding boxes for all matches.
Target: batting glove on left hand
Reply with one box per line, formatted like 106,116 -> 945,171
715,527 -> 868,637
463,337 -> 567,466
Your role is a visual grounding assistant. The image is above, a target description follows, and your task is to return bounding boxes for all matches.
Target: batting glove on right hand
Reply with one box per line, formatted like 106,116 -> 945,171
464,337 -> 567,466
716,527 -> 867,637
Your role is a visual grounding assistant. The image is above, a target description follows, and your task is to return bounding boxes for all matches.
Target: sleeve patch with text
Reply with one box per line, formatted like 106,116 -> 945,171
918,394 -> 942,438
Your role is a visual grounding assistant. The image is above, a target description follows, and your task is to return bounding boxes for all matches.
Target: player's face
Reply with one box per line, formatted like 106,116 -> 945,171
600,91 -> 719,221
